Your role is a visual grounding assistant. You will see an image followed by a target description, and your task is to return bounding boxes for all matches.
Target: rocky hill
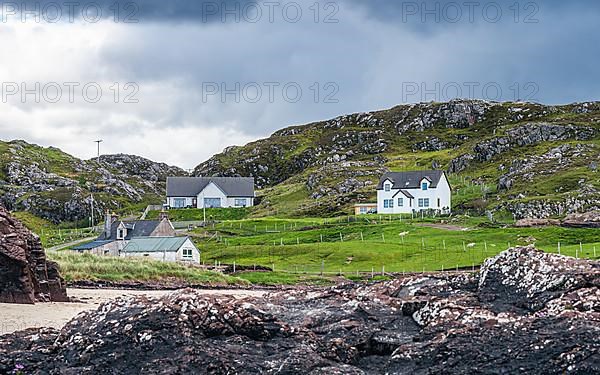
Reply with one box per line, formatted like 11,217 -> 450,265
194,100 -> 600,218
1,247 -> 598,373
0,140 -> 187,224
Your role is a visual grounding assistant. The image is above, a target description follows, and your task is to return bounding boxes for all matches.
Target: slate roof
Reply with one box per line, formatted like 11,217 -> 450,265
122,237 -> 191,253
167,177 -> 255,197
377,170 -> 445,190
72,240 -> 112,251
99,220 -> 162,241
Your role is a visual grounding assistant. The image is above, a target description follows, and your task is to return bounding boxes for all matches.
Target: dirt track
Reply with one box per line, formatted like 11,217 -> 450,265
0,288 -> 266,335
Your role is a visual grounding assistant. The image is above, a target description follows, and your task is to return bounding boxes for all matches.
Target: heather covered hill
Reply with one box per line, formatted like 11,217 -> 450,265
194,100 -> 600,218
0,140 -> 187,224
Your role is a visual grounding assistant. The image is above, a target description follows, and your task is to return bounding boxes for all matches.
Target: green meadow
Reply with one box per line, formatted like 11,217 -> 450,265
190,215 -> 599,274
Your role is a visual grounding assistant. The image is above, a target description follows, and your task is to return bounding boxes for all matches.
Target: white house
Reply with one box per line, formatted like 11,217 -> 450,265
121,236 -> 201,263
166,177 -> 255,209
72,211 -> 177,256
377,170 -> 452,215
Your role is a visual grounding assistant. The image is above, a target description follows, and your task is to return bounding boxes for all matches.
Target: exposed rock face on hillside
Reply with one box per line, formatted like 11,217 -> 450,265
194,100 -> 600,218
0,140 -> 187,223
2,247 -> 598,373
0,206 -> 68,304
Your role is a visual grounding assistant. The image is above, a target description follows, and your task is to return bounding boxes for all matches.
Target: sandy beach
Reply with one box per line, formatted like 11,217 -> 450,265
0,288 -> 266,335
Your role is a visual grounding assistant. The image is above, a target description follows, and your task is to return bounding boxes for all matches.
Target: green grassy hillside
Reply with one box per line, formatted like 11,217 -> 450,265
194,100 -> 600,219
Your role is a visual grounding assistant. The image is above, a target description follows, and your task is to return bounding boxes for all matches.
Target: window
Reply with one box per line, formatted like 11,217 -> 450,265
182,248 -> 193,260
204,198 -> 221,208
173,198 -> 186,208
384,184 -> 391,192
359,207 -> 367,214
421,182 -> 428,191
383,199 -> 394,208
418,198 -> 430,208
117,229 -> 126,240
234,198 -> 247,207
398,198 -> 404,207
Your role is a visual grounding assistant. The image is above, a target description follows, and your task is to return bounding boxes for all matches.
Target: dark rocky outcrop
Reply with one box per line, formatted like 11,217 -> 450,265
1,247 -> 599,374
0,206 -> 68,304
0,140 -> 188,223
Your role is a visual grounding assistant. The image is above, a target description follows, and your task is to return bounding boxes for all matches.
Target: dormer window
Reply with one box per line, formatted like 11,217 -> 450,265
384,184 -> 391,192
117,228 -> 126,240
421,182 -> 428,191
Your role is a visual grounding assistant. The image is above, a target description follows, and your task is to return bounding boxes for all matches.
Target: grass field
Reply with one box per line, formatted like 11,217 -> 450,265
190,214 -> 600,274
49,252 -> 335,286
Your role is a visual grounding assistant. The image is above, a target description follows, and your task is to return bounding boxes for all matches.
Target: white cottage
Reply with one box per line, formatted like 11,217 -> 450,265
377,170 -> 452,215
166,177 -> 255,209
121,236 -> 201,263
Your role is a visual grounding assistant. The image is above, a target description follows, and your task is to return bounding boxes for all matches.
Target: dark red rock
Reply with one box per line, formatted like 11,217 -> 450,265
0,205 -> 68,304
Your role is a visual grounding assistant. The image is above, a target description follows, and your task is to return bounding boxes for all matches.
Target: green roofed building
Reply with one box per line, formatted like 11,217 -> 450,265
121,236 -> 200,263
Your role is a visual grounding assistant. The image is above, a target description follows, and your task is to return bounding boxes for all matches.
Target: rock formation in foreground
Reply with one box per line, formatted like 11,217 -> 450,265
1,247 -> 599,374
0,206 -> 68,304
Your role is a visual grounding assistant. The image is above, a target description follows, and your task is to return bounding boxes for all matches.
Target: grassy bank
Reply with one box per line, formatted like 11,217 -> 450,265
146,207 -> 251,222
49,252 -> 247,286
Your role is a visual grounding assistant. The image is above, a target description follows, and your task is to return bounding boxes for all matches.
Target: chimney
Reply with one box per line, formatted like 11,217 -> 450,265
104,210 -> 112,240
111,212 -> 118,223
159,210 -> 169,221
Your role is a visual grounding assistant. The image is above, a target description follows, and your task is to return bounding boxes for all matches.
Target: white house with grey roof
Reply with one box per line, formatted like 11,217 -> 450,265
377,170 -> 451,215
166,177 -> 255,209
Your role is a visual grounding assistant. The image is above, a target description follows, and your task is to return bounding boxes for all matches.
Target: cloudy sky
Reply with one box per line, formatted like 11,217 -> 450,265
0,0 -> 598,168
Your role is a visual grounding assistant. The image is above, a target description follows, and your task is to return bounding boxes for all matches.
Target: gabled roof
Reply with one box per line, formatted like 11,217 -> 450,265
393,189 -> 415,199
167,177 -> 254,197
122,237 -> 191,253
100,220 -> 162,241
378,170 -> 445,190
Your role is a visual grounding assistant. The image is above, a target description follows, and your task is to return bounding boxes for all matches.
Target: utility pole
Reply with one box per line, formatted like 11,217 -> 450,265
94,140 -> 103,163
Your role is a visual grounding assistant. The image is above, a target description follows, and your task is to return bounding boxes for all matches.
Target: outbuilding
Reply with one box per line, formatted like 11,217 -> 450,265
121,237 -> 200,263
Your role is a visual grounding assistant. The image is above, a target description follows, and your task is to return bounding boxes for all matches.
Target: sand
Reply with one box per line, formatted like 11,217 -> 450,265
0,288 -> 266,335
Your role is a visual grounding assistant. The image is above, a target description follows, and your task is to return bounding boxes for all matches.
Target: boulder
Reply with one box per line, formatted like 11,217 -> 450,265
514,218 -> 561,227
562,211 -> 600,228
0,205 -> 68,304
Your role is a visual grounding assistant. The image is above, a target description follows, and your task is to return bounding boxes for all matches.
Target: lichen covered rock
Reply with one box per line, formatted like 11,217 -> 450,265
1,247 -> 599,374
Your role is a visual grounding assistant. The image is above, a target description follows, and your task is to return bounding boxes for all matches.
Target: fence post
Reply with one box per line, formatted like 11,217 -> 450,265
558,242 -> 561,255
382,233 -> 385,243
340,233 -> 343,242
381,265 -> 385,276
321,260 -> 324,276
233,261 -> 236,273
360,232 -> 364,242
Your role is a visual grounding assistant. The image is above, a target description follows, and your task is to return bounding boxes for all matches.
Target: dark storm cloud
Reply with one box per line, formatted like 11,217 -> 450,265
0,0 -> 256,23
